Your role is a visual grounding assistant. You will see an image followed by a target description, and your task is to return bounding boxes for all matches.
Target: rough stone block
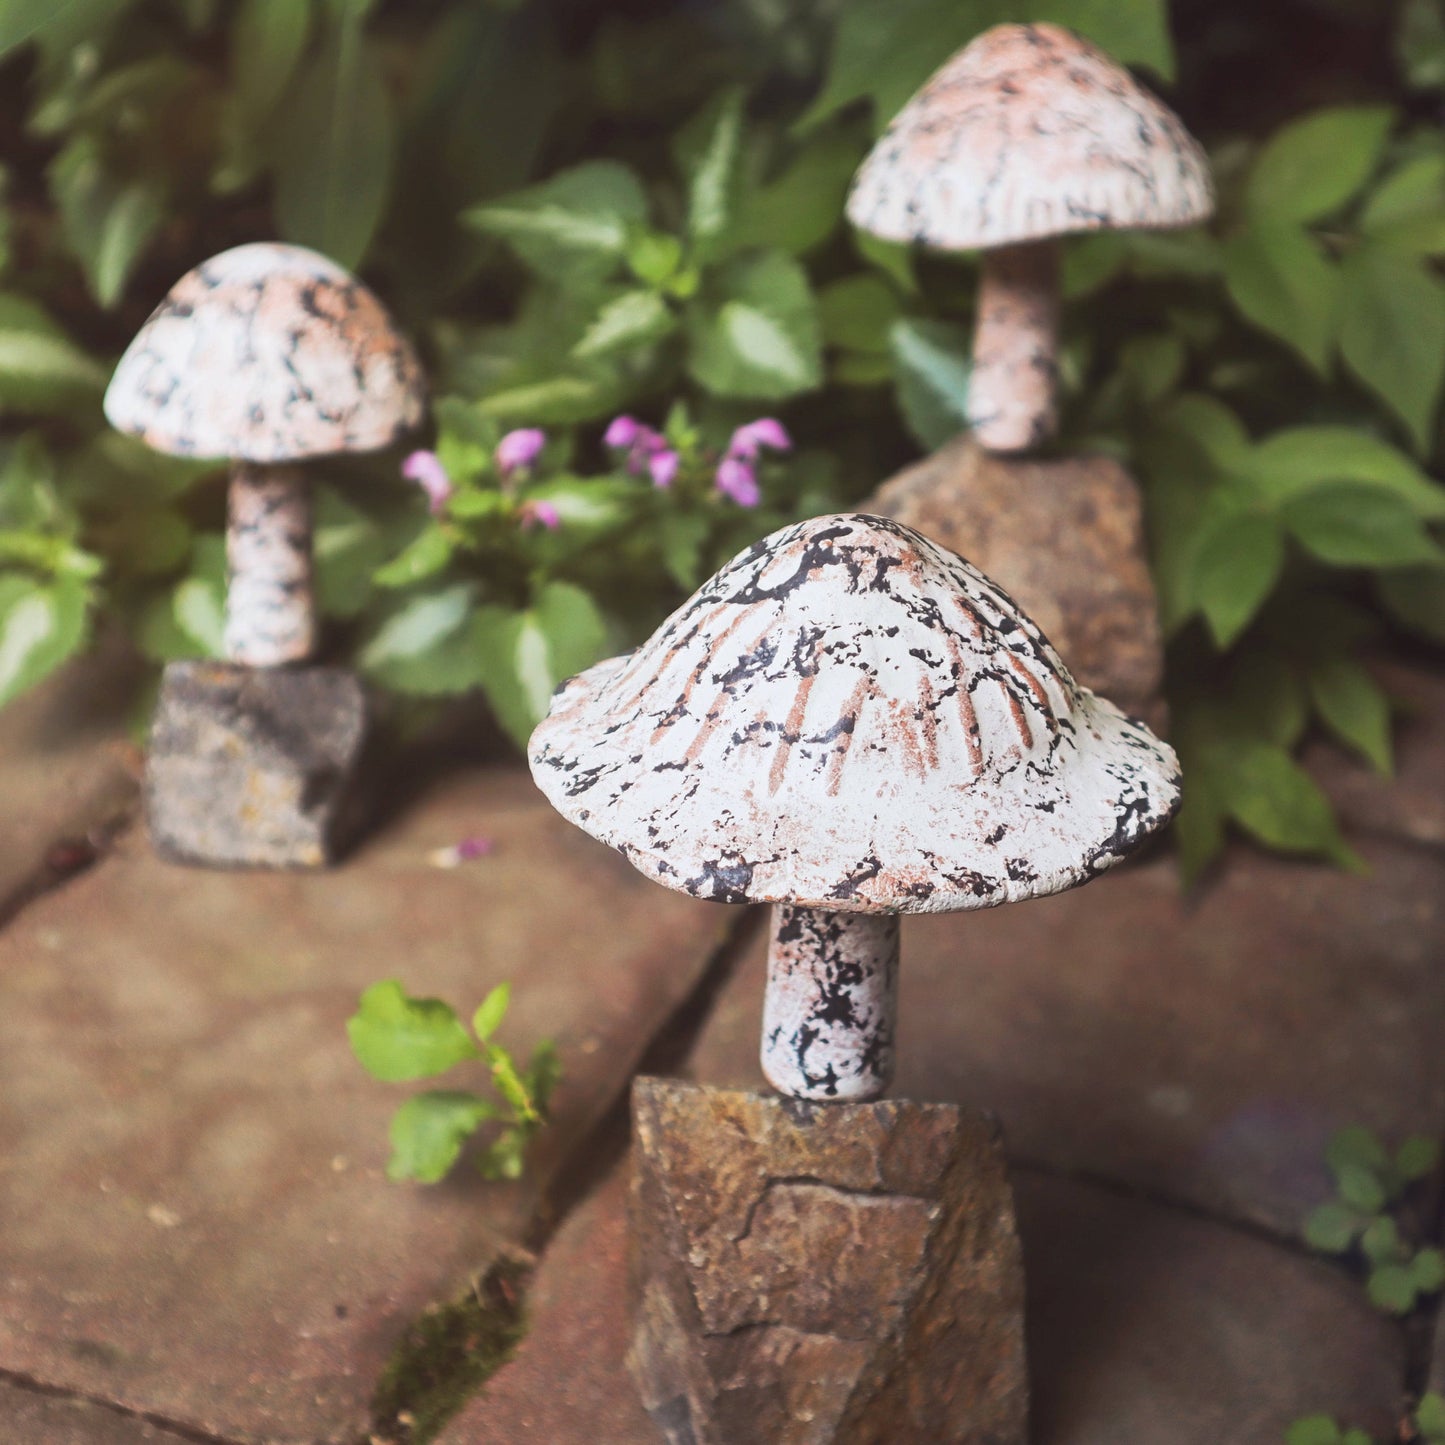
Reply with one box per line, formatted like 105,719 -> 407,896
627,1077 -> 1027,1445
867,435 -> 1163,722
145,659 -> 367,868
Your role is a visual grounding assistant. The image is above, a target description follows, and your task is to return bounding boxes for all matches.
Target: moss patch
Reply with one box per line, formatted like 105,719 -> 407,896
369,1253 -> 532,1445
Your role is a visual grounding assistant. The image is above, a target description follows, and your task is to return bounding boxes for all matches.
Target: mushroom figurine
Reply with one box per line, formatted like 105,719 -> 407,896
530,512 -> 1181,1103
105,243 -> 425,868
847,23 -> 1213,453
106,242 -> 426,665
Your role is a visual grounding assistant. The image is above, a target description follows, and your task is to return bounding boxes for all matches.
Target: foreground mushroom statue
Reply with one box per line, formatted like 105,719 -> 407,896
530,513 -> 1180,1442
848,23 -> 1213,453
106,243 -> 426,867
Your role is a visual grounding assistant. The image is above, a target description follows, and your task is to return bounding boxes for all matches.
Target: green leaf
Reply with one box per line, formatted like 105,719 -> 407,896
313,485 -> 388,619
572,289 -> 676,360
1360,1214 -> 1405,1266
472,983 -> 510,1042
477,375 -> 621,426
1247,428 -> 1445,520
386,1090 -> 497,1184
272,18 -> 395,270
1411,1247 -> 1445,1292
1327,1124 -> 1392,1175
1340,1432 -> 1373,1445
1308,656 -> 1392,773
1220,740 -> 1360,865
1367,1261 -> 1418,1313
360,583 -> 473,670
1222,224 -> 1340,374
474,580 -> 609,748
818,275 -> 900,354
1361,154 -> 1445,235
1303,1202 -> 1364,1253
1335,1161 -> 1388,1214
480,1126 -> 526,1181
0,294 -> 107,413
373,527 -> 454,589
1399,0 -> 1445,90
49,139 -> 166,309
1188,509 -> 1285,648
232,0 -> 312,121
1337,245 -> 1445,454
1246,106 -> 1394,223
0,573 -> 89,708
889,317 -> 971,449
685,87 -> 745,250
465,161 -> 648,279
347,979 -> 480,1083
723,126 -> 862,258
1377,567 -> 1445,642
1397,1135 -> 1441,1180
1418,1393 -> 1445,1439
1282,484 -> 1445,568
687,252 -> 822,401
658,510 -> 709,590
0,0 -> 129,58
1285,1416 -> 1343,1445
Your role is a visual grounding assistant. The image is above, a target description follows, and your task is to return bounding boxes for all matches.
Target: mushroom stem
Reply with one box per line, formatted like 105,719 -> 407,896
761,905 -> 899,1102
224,462 -> 315,667
965,240 -> 1061,454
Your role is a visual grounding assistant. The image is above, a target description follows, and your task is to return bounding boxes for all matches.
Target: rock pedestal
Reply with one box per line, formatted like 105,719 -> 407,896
145,659 -> 367,869
867,436 -> 1163,724
627,1077 -> 1028,1445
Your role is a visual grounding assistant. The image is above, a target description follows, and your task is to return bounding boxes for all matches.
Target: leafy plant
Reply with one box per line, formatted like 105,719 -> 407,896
1302,1125 -> 1443,1314
1286,1393 -> 1445,1445
347,980 -> 560,1184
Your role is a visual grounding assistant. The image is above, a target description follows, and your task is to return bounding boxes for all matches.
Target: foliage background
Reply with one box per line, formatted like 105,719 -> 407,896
0,0 -> 1442,877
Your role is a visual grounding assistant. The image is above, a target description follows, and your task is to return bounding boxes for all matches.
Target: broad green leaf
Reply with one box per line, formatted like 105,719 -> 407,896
1220,740 -> 1360,865
232,0 -> 311,121
522,478 -> 633,530
472,983 -> 510,1042
1308,656 -> 1392,773
0,573 -> 89,708
1361,153 -> 1445,235
273,20 -> 395,270
1188,509 -> 1284,648
1335,1161 -> 1387,1214
687,252 -> 822,401
359,583 -> 474,670
818,275 -> 900,354
87,507 -> 190,578
658,510 -> 709,590
1282,484 -> 1445,568
889,317 -> 971,449
373,527 -> 454,589
1418,1393 -> 1445,1437
0,294 -> 107,412
1338,245 -> 1445,454
723,127 -> 862,258
1246,106 -> 1394,223
572,289 -> 676,360
1303,1202 -> 1362,1253
1247,428 -> 1445,520
1377,566 -> 1445,641
1327,1124 -> 1392,1176
1117,332 -> 1185,405
1222,224 -> 1340,374
347,980 -> 479,1082
474,581 -> 608,747
1360,1215 -> 1405,1266
1412,1247 -> 1445,1291
477,375 -> 621,426
465,161 -> 648,278
313,485 -> 389,618
386,1090 -> 496,1183
685,87 -> 745,250
1397,1135 -> 1441,1180
0,0 -> 129,57
1284,1416 -> 1344,1445
173,576 -> 225,656
1367,1262 -> 1418,1313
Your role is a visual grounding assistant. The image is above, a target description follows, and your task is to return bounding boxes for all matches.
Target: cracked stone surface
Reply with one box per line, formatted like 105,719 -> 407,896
866,436 -> 1164,721
0,1384 -> 195,1445
625,1078 -> 1026,1445
685,840 -> 1445,1237
0,766 -> 731,1445
0,642 -> 140,911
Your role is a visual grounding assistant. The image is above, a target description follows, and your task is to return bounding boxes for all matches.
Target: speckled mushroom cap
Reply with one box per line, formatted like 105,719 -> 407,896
529,513 -> 1180,913
104,243 -> 425,463
847,23 -> 1213,250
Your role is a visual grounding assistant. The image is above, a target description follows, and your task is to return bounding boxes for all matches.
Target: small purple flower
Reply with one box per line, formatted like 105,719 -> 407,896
604,415 -> 642,449
402,450 -> 452,516
648,449 -> 680,489
518,499 -> 561,532
715,456 -> 760,508
496,428 -> 546,478
604,413 -> 669,476
727,418 -> 792,460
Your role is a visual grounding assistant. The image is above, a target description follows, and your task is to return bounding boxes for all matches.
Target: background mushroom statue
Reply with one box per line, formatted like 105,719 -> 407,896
105,242 -> 426,868
848,22 -> 1214,455
529,512 -> 1181,1443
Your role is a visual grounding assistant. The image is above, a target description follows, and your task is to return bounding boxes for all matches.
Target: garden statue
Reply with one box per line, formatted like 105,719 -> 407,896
848,23 -> 1216,724
530,513 -> 1182,1443
105,242 -> 426,868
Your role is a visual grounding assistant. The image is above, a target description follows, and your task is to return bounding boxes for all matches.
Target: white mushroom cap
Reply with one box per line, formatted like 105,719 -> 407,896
847,23 -> 1214,251
104,243 -> 426,463
529,513 -> 1180,913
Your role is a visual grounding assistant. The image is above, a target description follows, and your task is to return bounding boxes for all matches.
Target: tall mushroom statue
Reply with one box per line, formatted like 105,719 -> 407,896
105,243 -> 426,868
529,513 -> 1180,1442
847,23 -> 1213,454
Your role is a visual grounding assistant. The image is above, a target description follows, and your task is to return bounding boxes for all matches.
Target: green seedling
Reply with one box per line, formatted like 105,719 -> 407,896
1286,1393 -> 1445,1445
348,980 -> 561,1184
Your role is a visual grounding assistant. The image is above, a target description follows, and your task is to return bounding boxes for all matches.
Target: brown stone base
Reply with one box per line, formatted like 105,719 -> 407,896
627,1077 -> 1028,1445
145,660 -> 367,869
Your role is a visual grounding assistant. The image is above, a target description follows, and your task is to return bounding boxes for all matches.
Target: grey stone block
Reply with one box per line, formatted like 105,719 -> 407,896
145,660 -> 367,869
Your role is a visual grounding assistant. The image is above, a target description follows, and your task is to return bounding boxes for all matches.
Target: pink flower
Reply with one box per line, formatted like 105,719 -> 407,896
604,413 -> 668,475
604,415 -> 642,449
518,499 -> 561,532
648,449 -> 680,489
496,428 -> 546,478
727,418 -> 792,460
715,456 -> 760,507
402,450 -> 452,516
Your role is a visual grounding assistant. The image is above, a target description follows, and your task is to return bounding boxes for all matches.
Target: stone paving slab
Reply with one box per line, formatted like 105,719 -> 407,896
685,840 -> 1445,1236
0,641 -> 141,910
439,1149 -> 1401,1445
0,766 -> 732,1445
0,1383 -> 198,1445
